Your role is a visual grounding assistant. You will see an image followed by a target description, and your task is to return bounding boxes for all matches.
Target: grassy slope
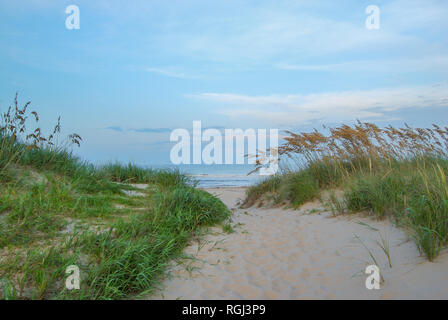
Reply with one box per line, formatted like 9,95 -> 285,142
244,123 -> 448,261
0,154 -> 229,300
0,96 -> 230,299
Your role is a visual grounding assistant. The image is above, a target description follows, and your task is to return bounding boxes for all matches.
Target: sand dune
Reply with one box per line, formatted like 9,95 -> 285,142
150,187 -> 448,300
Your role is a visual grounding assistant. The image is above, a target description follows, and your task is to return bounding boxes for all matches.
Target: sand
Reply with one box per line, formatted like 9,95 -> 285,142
150,187 -> 448,300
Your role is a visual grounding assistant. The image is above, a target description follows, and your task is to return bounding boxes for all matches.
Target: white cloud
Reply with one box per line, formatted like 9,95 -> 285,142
276,56 -> 448,73
147,0 -> 448,64
383,0 -> 448,32
189,83 -> 448,126
146,67 -> 199,79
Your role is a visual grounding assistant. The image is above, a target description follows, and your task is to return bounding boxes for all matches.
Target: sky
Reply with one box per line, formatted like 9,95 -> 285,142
0,0 -> 447,165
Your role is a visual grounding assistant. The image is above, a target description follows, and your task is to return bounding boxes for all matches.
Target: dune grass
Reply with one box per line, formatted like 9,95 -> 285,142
0,95 -> 229,299
245,121 -> 448,261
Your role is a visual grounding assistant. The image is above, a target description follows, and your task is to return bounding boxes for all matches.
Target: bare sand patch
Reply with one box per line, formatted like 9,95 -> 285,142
150,187 -> 448,300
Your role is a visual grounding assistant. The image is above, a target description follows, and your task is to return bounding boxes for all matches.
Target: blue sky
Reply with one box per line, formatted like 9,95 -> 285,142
1,0 -> 447,164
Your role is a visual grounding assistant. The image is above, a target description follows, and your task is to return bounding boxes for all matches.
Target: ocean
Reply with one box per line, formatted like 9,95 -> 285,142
150,164 -> 264,188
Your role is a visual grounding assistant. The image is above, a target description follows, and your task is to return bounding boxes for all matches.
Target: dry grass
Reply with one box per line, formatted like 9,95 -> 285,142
247,121 -> 448,260
0,93 -> 81,180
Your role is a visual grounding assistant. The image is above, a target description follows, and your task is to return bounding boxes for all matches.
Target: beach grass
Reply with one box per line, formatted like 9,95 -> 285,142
0,95 -> 230,299
245,121 -> 448,261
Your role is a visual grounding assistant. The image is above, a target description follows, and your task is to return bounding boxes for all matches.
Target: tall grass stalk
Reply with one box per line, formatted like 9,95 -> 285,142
245,121 -> 448,260
0,94 -> 230,299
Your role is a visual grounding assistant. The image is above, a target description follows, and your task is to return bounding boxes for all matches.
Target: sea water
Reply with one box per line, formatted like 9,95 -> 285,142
149,164 -> 264,188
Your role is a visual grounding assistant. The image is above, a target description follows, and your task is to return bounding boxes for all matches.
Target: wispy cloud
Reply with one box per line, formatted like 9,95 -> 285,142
189,83 -> 448,126
130,127 -> 172,133
104,127 -> 172,133
276,56 -> 448,73
105,126 -> 124,132
146,1 -> 448,65
146,67 -> 199,79
104,126 -> 232,134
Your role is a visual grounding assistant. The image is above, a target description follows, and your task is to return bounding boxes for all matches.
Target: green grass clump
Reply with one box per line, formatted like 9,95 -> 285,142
0,94 -> 230,299
98,162 -> 154,183
282,171 -> 319,207
74,187 -> 228,299
245,122 -> 448,260
345,161 -> 448,260
244,175 -> 282,207
97,162 -> 190,187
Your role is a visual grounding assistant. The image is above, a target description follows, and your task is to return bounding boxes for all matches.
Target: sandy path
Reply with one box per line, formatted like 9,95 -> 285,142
150,187 -> 448,299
